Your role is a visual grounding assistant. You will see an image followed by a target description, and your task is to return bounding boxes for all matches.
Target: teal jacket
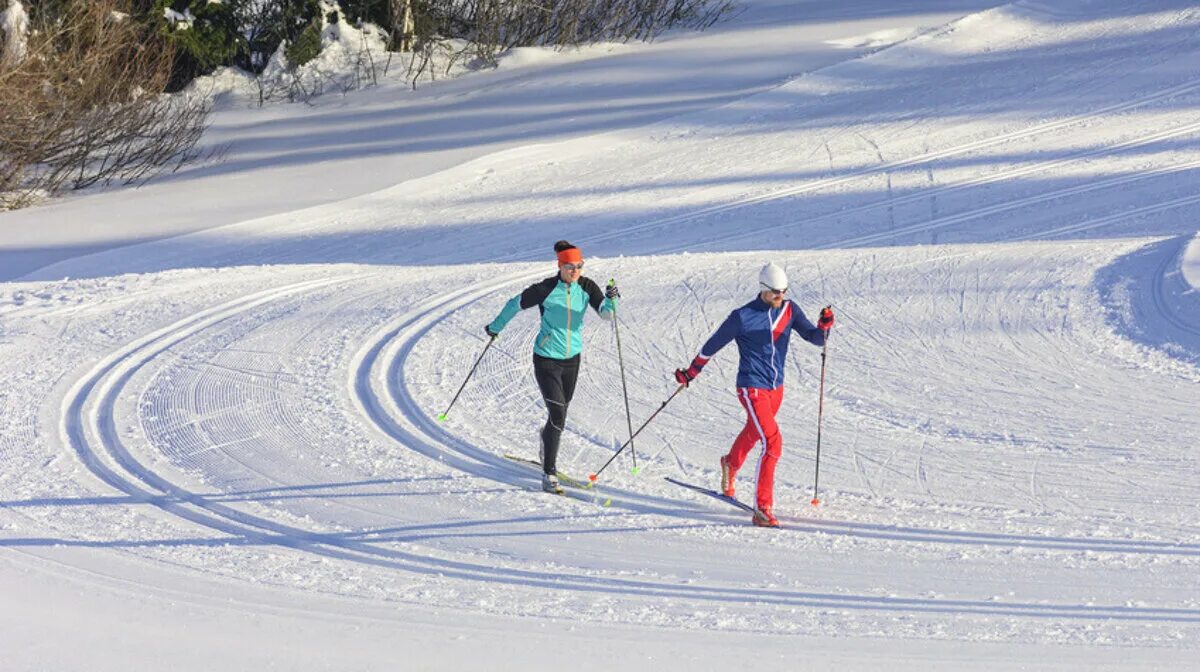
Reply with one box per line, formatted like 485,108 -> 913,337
489,276 -> 616,359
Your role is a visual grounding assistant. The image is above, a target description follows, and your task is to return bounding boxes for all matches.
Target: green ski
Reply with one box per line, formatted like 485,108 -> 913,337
502,454 -> 587,489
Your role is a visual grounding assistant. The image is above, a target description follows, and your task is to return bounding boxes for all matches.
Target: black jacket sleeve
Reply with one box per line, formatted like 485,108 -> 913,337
578,277 -> 607,314
519,276 -> 559,310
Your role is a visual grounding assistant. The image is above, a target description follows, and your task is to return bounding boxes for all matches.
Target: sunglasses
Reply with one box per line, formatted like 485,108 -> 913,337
761,283 -> 787,296
561,262 -> 584,272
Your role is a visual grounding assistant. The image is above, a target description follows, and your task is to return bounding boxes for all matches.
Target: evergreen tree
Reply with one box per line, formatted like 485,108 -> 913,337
239,0 -> 321,72
154,0 -> 246,89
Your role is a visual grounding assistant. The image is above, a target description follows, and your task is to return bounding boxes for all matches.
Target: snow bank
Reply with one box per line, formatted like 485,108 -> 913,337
825,27 -> 925,50
493,42 -> 631,70
1184,232 -> 1200,291
190,1 -> 403,105
187,0 -> 472,106
189,2 -> 631,108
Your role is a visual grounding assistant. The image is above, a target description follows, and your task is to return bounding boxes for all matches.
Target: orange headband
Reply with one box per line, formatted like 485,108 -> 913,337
556,247 -> 583,265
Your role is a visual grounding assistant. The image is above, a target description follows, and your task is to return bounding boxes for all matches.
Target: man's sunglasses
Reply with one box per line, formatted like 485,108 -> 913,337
761,283 -> 787,296
562,262 -> 585,272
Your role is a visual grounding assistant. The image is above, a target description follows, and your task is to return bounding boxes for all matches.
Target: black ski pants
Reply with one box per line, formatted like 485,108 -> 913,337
533,353 -> 580,475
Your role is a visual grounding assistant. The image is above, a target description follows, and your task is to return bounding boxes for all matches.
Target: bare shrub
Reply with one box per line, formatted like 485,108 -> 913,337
0,0 -> 211,209
204,0 -> 738,103
419,0 -> 737,67
360,0 -> 739,90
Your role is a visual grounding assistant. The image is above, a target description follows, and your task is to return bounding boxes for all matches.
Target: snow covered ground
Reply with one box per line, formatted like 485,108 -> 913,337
2,0 -> 1199,669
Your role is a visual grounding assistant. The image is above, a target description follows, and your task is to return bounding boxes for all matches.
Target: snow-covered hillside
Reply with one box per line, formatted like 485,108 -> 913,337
2,1 -> 1199,670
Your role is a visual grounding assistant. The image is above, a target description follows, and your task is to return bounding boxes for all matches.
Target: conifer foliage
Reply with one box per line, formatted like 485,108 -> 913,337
155,0 -> 245,90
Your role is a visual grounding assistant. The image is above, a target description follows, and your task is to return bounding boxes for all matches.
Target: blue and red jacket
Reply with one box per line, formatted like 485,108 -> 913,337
688,298 -> 825,390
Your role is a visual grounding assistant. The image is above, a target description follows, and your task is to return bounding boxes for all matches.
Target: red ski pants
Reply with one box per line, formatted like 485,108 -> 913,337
726,386 -> 784,510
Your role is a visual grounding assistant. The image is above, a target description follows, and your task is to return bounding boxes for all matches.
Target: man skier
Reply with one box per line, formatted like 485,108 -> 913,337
486,240 -> 619,494
673,262 -> 833,527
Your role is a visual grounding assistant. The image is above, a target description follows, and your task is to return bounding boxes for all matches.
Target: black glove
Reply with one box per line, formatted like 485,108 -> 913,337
485,324 -> 499,338
674,368 -> 695,387
605,283 -> 620,299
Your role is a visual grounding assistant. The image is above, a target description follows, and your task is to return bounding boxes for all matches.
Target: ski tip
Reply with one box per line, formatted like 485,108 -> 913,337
810,498 -> 821,506
603,498 -> 612,507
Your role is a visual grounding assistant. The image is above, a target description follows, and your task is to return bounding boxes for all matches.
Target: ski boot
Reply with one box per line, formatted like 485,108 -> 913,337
719,455 -> 736,498
542,473 -> 564,495
753,507 -> 779,528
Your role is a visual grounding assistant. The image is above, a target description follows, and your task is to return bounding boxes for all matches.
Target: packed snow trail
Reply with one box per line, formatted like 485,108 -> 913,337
18,248 -> 1200,647
2,0 -> 1200,669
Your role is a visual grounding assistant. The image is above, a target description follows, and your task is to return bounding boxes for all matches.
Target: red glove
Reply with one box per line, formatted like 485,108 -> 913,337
817,306 -> 835,331
674,355 -> 707,386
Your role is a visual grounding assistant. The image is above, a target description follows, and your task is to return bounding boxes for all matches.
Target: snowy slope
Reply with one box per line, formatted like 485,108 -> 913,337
0,0 -> 996,281
2,0 -> 1200,669
1185,233 -> 1200,289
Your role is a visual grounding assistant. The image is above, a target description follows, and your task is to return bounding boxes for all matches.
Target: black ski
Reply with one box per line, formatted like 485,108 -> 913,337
664,477 -> 754,513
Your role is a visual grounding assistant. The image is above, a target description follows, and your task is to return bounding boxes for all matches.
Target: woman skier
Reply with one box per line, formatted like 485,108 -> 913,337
486,240 -> 619,494
673,262 -> 833,526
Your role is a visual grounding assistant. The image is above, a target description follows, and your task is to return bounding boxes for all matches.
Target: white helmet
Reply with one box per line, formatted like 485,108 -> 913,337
759,262 -> 788,292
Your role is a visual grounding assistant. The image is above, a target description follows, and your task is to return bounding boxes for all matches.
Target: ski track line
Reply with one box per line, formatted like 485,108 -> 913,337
1030,453 -> 1046,515
140,283 -> 401,505
59,274 -> 763,603
367,268 -> 1200,558
48,269 -> 1200,621
30,13 -> 1200,624
916,436 -> 934,503
820,157 -> 1200,250
797,7 -> 1188,182
353,272 -> 1200,618
1147,235 -> 1200,343
351,267 -> 691,515
1020,192 -> 1200,243
854,450 -> 877,499
562,78 -> 1200,251
54,273 -> 813,593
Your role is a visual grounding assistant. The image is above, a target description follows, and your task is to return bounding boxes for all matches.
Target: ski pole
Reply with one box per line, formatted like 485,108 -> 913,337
608,278 -> 639,475
588,383 -> 686,485
811,325 -> 831,506
437,334 -> 497,422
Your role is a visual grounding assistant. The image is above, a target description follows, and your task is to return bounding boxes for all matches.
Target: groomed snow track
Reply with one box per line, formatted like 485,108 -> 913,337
7,0 -> 1200,666
53,260 -> 1200,625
